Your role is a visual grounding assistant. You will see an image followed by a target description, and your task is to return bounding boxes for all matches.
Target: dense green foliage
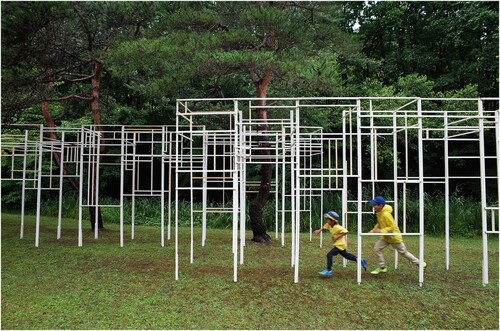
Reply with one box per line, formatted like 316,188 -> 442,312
1,214 -> 498,329
350,1 -> 499,97
2,1 -> 497,124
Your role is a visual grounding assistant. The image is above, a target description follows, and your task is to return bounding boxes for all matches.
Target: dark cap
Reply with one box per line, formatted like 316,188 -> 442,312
324,211 -> 340,221
368,196 -> 386,205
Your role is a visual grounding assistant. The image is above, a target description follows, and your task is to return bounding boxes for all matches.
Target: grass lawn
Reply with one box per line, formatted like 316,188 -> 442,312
1,213 -> 498,330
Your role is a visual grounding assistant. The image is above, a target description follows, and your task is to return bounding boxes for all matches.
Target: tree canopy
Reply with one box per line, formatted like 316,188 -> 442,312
2,1 -> 498,125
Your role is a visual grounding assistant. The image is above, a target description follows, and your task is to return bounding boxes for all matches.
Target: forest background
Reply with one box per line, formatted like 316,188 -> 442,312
1,1 -> 499,235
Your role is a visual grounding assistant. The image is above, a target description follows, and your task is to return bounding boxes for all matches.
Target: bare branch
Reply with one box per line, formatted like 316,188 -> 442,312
48,94 -> 93,101
61,74 -> 94,83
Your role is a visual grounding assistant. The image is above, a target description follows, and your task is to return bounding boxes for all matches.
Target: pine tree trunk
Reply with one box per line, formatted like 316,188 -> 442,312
41,80 -> 104,229
249,70 -> 273,243
89,60 -> 104,229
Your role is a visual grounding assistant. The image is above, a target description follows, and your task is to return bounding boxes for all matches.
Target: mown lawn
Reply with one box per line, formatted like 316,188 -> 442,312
1,213 -> 498,330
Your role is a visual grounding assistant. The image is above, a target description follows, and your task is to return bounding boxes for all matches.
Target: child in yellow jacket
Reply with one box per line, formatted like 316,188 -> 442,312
314,211 -> 367,277
368,196 -> 426,274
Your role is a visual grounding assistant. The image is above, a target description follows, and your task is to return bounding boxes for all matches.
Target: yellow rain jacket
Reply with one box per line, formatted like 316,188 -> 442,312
370,204 -> 403,244
322,223 -> 348,250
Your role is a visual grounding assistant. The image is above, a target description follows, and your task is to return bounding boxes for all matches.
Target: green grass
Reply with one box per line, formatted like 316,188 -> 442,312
1,213 -> 498,330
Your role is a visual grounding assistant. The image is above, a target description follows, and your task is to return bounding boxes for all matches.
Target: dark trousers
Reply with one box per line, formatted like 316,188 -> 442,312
326,247 -> 357,270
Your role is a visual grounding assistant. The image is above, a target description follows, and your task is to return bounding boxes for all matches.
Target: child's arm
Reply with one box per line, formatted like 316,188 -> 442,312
314,224 -> 327,235
333,231 -> 348,241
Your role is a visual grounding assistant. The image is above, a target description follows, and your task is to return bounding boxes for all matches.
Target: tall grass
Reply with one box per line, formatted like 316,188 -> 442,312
7,190 -> 486,236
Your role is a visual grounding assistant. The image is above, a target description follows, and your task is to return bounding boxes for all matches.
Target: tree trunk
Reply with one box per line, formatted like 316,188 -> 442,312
41,84 -> 79,190
88,60 -> 104,229
41,80 -> 104,229
249,70 -> 273,243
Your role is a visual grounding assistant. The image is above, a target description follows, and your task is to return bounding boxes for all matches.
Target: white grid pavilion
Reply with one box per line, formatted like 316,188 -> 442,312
1,97 -> 498,287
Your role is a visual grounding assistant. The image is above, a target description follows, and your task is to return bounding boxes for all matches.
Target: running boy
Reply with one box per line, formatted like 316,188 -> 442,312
368,196 -> 426,274
314,211 -> 367,277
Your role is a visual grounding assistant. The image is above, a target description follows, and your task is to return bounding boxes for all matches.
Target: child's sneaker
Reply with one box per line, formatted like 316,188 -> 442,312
370,266 -> 388,274
361,258 -> 367,271
319,269 -> 333,277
